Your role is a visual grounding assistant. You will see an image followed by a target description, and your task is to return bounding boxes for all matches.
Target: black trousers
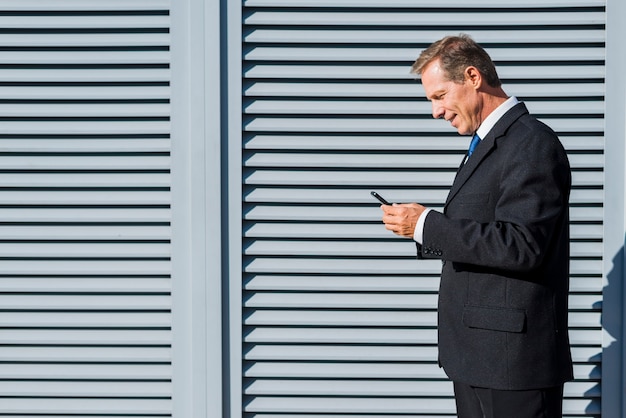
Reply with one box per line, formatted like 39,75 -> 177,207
453,381 -> 564,418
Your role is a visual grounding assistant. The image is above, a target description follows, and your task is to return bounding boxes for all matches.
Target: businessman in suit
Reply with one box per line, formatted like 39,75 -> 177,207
380,34 -> 573,417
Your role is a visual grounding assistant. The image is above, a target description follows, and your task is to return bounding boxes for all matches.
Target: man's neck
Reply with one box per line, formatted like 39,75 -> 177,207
478,87 -> 508,126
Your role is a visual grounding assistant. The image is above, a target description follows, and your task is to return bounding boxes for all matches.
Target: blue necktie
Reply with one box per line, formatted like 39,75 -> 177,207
467,133 -> 481,157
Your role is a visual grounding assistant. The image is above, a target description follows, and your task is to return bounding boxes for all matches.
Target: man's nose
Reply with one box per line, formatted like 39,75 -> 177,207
432,103 -> 444,119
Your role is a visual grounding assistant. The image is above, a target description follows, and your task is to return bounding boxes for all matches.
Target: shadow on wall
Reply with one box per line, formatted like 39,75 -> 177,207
586,242 -> 624,416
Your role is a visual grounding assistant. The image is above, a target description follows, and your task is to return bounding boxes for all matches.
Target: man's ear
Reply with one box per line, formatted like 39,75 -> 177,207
464,66 -> 482,89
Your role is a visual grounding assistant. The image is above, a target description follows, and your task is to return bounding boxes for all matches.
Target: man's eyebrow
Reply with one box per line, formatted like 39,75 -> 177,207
427,89 -> 445,100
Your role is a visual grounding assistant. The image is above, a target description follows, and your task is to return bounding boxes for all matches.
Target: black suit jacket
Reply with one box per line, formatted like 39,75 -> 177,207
418,102 -> 574,390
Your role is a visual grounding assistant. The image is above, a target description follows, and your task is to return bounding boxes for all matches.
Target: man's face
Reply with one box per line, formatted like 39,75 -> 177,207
421,59 -> 481,136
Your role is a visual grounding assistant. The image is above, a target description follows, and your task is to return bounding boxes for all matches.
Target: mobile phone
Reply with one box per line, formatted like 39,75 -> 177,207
371,191 -> 391,205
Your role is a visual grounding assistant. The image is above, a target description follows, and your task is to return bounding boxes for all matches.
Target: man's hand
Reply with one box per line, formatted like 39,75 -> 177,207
380,203 -> 426,238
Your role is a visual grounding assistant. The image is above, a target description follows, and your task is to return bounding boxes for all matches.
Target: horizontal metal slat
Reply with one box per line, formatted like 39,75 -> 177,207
244,153 -> 603,170
245,379 -> 597,398
245,257 -> 443,275
245,275 -> 604,293
0,329 -> 171,345
244,326 -> 602,346
0,0 -> 170,10
0,51 -> 170,65
244,11 -> 605,26
245,64 -> 605,80
245,116 -> 604,134
245,240 -> 602,258
245,345 -> 599,363
246,310 -> 438,326
0,191 -> 170,205
245,28 -> 606,44
246,310 -> 599,328
245,153 -> 469,168
245,274 -> 441,292
570,276 -> 603,293
246,82 -> 605,98
0,398 -> 170,415
0,225 -> 170,240
245,293 -> 439,309
0,415 -> 171,418
569,311 -> 601,327
245,170 -> 456,187
0,16 -> 169,29
573,364 -> 600,381
244,205 -> 602,224
0,346 -> 170,362
244,0 -> 605,7
245,135 -> 604,151
570,346 -> 603,363
245,345 -> 438,362
0,277 -> 170,293
245,223 -> 602,240
0,364 -> 171,380
246,379 -> 453,397
244,205 -> 598,224
245,170 -> 602,188
244,188 -> 602,205
0,312 -> 170,328
246,328 -> 439,345
246,362 -> 446,379
3,173 -> 171,188
570,241 -> 603,258
244,397 -> 598,416
245,257 -> 601,275
245,397 -> 455,415
245,293 -> 601,313
0,380 -> 171,397
0,413 -> 171,418
572,171 -> 605,187
0,120 -> 171,135
2,259 -> 171,275
0,156 -> 170,170
569,294 -> 602,310
245,363 -> 597,381
1,242 -> 169,258
245,99 -> 604,116
0,103 -> 170,117
0,68 -> 170,82
1,138 -> 170,153
245,47 -> 605,62
0,86 -> 170,100
0,33 -> 170,47
0,295 -> 170,310
245,275 -> 602,295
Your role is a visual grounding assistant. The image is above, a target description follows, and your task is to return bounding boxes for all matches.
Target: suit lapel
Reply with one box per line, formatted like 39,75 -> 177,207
444,103 -> 530,208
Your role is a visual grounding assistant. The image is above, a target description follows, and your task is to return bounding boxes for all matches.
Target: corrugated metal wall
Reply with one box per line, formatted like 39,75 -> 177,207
241,1 -> 605,416
0,1 -> 172,416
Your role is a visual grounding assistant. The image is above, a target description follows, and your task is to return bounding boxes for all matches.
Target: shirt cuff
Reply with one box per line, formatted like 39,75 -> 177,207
413,208 -> 432,244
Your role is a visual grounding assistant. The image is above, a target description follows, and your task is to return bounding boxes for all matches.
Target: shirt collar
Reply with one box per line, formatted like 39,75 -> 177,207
475,96 -> 520,139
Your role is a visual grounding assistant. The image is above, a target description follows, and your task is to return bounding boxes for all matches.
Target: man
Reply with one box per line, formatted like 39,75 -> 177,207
380,34 -> 573,417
